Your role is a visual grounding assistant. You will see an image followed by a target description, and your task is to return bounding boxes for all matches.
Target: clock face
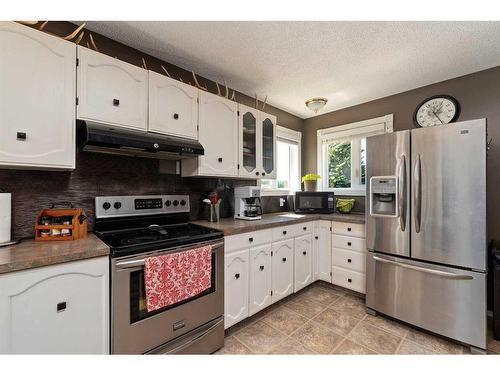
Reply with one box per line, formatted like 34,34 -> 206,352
414,96 -> 459,127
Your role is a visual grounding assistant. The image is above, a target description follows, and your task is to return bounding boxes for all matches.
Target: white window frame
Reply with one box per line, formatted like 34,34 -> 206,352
261,125 -> 302,196
317,114 -> 393,196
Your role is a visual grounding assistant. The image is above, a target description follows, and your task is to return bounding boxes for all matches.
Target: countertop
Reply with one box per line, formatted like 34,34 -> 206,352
0,233 -> 110,275
193,211 -> 366,236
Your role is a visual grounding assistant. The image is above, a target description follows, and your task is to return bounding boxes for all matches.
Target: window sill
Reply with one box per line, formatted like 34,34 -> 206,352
261,189 -> 294,197
326,188 -> 366,196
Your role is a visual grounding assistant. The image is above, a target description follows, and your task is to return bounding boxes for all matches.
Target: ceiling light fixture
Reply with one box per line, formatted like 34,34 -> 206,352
305,97 -> 328,114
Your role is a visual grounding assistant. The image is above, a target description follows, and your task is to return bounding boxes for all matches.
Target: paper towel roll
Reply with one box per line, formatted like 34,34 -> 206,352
0,193 -> 12,244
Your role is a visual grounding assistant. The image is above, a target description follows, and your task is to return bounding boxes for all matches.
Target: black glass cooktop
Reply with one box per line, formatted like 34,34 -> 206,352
95,222 -> 223,257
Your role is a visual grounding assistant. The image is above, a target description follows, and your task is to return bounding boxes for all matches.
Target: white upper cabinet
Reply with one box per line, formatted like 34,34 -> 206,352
148,71 -> 198,139
0,22 -> 76,170
260,112 -> 277,179
238,105 -> 277,179
182,91 -> 238,177
77,46 -> 148,132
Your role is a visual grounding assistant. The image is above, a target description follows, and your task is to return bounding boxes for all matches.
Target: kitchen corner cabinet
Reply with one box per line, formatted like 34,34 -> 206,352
77,46 -> 148,132
0,22 -> 76,170
148,71 -> 198,139
0,257 -> 109,354
238,105 -> 277,179
314,220 -> 333,282
182,91 -> 238,177
224,249 -> 249,328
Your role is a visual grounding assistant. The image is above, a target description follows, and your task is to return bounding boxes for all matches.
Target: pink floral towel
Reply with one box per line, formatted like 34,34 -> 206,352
144,245 -> 212,312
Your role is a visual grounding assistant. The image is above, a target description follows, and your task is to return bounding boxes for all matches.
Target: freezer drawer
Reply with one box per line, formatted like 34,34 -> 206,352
366,252 -> 487,349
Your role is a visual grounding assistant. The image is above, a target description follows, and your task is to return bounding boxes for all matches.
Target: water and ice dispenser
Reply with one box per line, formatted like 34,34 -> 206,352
369,176 -> 399,217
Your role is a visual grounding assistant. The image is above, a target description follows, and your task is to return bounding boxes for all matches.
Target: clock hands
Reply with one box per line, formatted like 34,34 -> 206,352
432,110 -> 444,124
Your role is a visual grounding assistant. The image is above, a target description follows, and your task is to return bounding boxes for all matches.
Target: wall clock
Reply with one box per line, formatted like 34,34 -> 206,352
413,95 -> 460,128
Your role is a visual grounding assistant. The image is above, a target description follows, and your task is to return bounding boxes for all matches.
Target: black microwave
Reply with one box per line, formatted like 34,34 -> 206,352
294,192 -> 335,214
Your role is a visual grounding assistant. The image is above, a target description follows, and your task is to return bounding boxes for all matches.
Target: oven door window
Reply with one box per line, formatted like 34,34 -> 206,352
129,253 -> 216,323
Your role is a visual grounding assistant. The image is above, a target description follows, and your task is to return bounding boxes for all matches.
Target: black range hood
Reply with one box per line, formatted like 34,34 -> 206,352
77,121 -> 204,160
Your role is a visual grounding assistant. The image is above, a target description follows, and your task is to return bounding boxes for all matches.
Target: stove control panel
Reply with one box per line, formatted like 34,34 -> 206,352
95,195 -> 190,218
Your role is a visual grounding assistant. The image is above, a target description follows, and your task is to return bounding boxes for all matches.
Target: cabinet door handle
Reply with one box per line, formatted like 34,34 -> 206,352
234,273 -> 240,279
113,98 -> 120,106
57,302 -> 67,312
347,227 -> 352,232
16,132 -> 27,141
173,113 -> 179,119
302,251 -> 307,255
249,237 -> 253,242
282,230 -> 287,235
347,242 -> 352,246
315,236 -> 319,240
303,226 -> 307,231
262,172 -> 266,176
260,265 -> 264,271
282,257 -> 287,262
218,157 -> 223,163
256,172 -> 260,176
347,259 -> 352,263
348,278 -> 352,283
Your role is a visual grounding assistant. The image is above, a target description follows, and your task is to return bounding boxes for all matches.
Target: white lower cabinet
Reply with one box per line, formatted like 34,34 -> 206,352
249,244 -> 272,315
271,239 -> 294,302
314,220 -> 332,282
0,257 -> 109,354
224,249 -> 249,328
294,234 -> 313,292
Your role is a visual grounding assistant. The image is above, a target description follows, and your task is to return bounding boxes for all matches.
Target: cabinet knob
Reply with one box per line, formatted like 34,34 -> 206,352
348,278 -> 352,283
282,257 -> 287,262
234,273 -> 240,279
256,172 -> 260,176
303,226 -> 307,231
302,251 -> 307,255
260,265 -> 264,271
347,259 -> 352,263
173,113 -> 179,120
218,157 -> 223,163
16,132 -> 27,141
249,237 -> 253,242
315,236 -> 319,240
56,302 -> 67,312
347,227 -> 352,232
262,172 -> 266,176
347,242 -> 352,246
282,230 -> 287,235
113,98 -> 120,106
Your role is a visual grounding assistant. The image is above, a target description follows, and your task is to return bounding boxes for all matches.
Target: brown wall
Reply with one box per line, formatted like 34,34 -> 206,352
302,65 -> 500,241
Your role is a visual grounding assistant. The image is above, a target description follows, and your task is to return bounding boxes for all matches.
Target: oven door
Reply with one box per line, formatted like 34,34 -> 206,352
294,192 -> 334,213
111,239 -> 224,354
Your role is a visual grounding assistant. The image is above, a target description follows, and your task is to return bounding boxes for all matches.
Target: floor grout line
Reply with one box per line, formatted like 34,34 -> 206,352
394,328 -> 410,354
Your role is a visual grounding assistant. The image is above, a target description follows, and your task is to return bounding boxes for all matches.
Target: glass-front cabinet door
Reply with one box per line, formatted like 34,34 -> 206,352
238,105 -> 261,178
260,113 -> 277,179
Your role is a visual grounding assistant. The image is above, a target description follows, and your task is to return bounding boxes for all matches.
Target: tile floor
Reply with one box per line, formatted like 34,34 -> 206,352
216,282 -> 500,355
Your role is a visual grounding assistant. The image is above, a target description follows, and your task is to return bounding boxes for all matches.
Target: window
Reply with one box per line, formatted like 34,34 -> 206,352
317,114 -> 393,195
261,126 -> 301,195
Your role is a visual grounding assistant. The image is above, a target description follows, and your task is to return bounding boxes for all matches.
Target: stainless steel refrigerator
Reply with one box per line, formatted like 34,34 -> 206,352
366,119 -> 487,351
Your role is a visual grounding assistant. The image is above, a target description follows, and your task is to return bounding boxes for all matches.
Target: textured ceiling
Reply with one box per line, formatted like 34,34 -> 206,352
82,21 -> 500,119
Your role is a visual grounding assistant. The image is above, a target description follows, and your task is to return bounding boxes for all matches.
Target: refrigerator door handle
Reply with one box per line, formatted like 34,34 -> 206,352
398,155 -> 407,231
414,154 -> 422,233
372,256 -> 474,280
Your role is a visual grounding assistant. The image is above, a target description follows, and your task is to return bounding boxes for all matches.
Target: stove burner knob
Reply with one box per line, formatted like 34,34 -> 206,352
114,202 -> 122,209
173,200 -> 179,206
180,199 -> 186,206
102,202 -> 111,210
165,200 -> 172,207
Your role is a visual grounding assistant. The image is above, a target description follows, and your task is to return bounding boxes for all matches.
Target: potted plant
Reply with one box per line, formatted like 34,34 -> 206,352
301,174 -> 321,192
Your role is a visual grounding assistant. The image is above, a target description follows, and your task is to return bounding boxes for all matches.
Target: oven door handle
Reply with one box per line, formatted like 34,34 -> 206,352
115,240 -> 223,270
